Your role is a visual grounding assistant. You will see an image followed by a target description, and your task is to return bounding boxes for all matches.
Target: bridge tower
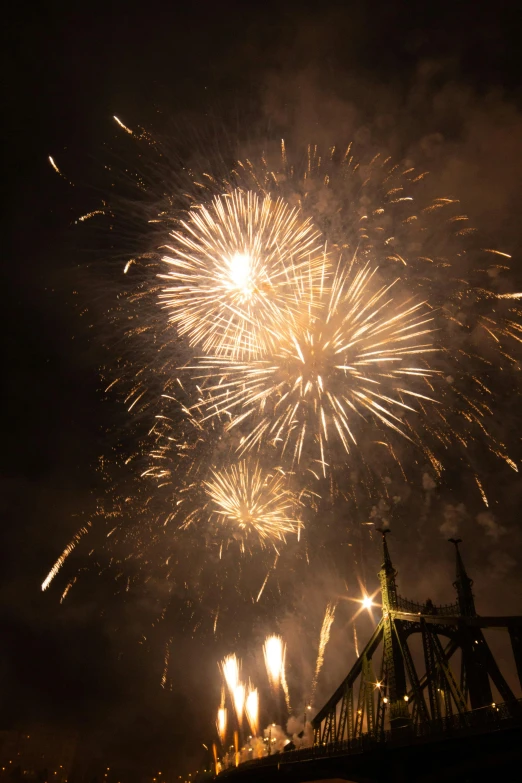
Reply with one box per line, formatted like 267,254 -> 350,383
449,537 -> 476,617
449,538 -> 494,709
378,531 -> 410,729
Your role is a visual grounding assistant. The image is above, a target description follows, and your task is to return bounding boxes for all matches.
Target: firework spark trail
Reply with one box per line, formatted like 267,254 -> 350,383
256,554 -> 279,602
353,625 -> 360,658
48,155 -> 75,187
191,260 -> 438,474
263,635 -> 286,691
41,525 -> 91,591
204,461 -> 302,545
245,685 -> 259,736
159,189 -> 326,359
475,475 -> 489,507
311,602 -> 337,701
234,730 -> 239,767
221,653 -> 240,696
113,115 -> 134,135
217,705 -> 227,746
59,577 -> 77,604
161,638 -> 171,689
233,684 -> 245,724
281,661 -> 292,714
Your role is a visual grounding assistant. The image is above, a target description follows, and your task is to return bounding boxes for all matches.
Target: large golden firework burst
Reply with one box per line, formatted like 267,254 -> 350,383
159,189 -> 326,359
191,261 -> 438,476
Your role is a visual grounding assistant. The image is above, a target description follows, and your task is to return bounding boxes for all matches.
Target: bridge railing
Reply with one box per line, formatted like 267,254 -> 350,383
396,595 -> 460,615
218,699 -> 522,775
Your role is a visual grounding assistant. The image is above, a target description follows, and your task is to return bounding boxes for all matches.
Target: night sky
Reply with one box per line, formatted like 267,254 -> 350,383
3,1 -> 522,777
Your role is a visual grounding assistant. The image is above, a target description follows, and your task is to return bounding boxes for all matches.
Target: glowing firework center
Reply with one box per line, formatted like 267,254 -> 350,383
226,252 -> 257,301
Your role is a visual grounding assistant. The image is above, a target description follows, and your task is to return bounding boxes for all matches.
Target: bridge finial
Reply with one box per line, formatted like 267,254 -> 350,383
377,528 -> 398,612
448,538 -> 476,617
377,527 -> 394,573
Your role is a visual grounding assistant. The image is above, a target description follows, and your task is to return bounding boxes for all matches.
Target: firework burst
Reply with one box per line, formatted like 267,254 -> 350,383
159,189 -> 326,359
203,460 -> 304,546
191,260 -> 438,476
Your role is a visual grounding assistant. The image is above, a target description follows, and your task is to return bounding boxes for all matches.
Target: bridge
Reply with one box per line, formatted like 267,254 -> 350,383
217,534 -> 522,782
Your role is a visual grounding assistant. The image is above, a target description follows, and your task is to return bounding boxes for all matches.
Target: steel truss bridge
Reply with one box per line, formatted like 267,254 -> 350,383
217,535 -> 522,782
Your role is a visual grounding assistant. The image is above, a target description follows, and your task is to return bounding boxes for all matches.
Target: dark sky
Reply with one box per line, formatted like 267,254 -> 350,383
3,0 -> 522,777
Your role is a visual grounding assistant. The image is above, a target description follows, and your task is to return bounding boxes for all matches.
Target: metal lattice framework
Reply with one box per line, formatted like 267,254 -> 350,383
312,534 -> 522,745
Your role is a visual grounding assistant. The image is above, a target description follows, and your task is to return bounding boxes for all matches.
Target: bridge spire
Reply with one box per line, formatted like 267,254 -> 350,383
449,538 -> 476,617
378,528 -> 398,611
377,530 -> 410,729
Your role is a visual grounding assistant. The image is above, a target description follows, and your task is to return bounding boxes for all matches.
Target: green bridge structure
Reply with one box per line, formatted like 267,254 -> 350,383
217,534 -> 522,782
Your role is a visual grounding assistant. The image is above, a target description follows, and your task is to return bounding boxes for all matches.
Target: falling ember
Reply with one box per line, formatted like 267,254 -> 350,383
311,602 -> 337,699
42,525 -> 90,591
245,685 -> 259,736
257,554 -> 279,602
113,115 -> 134,135
59,577 -> 77,604
212,743 -> 219,776
263,635 -> 286,691
216,706 -> 227,746
48,155 -> 74,186
77,210 -> 105,222
161,638 -> 171,689
353,625 -> 360,658
475,475 -> 489,507
48,156 -> 60,174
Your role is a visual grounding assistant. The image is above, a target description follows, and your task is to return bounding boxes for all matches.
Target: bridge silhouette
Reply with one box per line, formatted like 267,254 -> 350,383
217,534 -> 522,782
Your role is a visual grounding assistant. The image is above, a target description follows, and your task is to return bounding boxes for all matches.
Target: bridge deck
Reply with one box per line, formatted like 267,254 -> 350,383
217,699 -> 522,780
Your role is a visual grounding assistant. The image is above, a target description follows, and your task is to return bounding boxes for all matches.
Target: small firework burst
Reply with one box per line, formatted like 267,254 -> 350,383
204,461 -> 303,546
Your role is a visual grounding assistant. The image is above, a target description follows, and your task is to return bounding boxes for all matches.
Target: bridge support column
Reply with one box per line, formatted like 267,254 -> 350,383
509,626 -> 522,691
